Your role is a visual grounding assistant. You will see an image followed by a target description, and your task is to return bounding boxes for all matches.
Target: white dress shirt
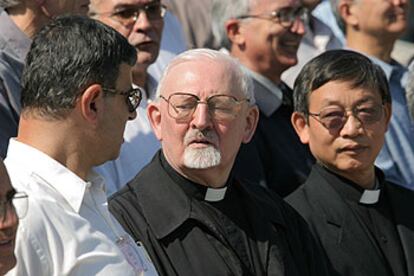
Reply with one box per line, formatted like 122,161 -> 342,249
5,139 -> 158,276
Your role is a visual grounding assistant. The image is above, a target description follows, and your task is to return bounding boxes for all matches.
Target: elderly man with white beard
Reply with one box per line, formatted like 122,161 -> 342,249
108,48 -> 332,276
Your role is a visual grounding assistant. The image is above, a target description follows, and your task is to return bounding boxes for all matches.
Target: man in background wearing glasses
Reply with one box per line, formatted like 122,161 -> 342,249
90,0 -> 168,195
212,0 -> 315,197
109,48 -> 331,275
4,16 -> 158,275
287,50 -> 414,275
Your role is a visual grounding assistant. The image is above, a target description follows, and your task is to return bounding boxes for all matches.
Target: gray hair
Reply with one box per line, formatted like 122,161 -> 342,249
0,0 -> 21,9
211,0 -> 253,49
156,48 -> 255,105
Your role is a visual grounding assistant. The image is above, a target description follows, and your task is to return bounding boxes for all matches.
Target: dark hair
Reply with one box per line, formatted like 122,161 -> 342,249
293,49 -> 391,115
21,15 -> 137,119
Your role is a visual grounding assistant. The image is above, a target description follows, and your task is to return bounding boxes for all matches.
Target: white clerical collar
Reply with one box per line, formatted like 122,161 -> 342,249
204,186 -> 227,202
359,178 -> 381,204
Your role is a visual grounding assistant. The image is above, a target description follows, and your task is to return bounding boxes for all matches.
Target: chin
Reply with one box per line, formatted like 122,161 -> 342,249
0,255 -> 17,275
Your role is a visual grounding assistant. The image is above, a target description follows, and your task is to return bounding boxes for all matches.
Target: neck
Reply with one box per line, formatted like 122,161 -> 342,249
230,47 -> 282,85
7,2 -> 50,39
17,114 -> 92,181
132,65 -> 149,88
346,31 -> 396,63
327,164 -> 376,189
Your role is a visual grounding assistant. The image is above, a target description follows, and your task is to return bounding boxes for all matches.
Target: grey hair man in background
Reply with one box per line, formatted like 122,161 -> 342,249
211,0 -> 315,197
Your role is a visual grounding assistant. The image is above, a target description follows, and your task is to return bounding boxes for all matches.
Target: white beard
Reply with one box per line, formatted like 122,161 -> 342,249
183,145 -> 221,169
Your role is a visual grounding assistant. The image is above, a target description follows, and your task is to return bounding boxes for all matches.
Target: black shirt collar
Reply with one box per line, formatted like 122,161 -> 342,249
160,151 -> 231,202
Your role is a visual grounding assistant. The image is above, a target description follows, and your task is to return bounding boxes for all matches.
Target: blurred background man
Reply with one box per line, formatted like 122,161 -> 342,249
212,0 -> 315,197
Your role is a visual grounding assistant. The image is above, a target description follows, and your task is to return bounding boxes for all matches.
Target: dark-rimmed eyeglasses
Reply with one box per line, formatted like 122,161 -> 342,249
0,190 -> 28,224
89,2 -> 166,28
236,6 -> 308,28
103,86 -> 143,113
160,92 -> 250,123
308,104 -> 385,131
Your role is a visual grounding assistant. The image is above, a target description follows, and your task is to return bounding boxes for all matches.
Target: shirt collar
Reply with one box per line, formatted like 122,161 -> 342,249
6,139 -> 105,213
315,163 -> 383,205
0,9 -> 31,58
160,152 -> 229,202
244,67 -> 283,116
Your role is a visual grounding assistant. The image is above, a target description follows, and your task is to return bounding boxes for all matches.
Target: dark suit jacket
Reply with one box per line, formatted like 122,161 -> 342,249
109,151 -> 331,276
233,79 -> 314,197
286,164 -> 414,276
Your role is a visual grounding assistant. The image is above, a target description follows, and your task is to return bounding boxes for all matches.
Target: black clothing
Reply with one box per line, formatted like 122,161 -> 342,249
286,164 -> 414,276
233,81 -> 314,197
109,151 -> 331,276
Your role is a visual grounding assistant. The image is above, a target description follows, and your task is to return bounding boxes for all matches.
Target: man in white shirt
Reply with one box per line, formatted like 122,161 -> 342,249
5,15 -> 157,275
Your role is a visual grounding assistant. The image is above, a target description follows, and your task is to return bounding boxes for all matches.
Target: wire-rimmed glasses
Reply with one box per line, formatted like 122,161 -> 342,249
89,2 -> 166,28
236,6 -> 308,28
308,104 -> 385,131
160,92 -> 250,123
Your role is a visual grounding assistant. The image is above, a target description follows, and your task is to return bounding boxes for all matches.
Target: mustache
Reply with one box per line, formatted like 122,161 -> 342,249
184,129 -> 219,146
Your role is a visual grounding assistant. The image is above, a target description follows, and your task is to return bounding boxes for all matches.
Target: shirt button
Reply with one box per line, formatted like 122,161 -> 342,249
380,235 -> 387,243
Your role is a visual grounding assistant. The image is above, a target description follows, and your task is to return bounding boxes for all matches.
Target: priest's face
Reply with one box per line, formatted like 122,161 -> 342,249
148,57 -> 258,176
292,80 -> 391,179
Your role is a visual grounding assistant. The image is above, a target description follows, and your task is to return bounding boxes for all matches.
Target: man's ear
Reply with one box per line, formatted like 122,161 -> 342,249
383,102 -> 392,130
78,84 -> 105,127
339,0 -> 359,30
147,101 -> 162,141
226,18 -> 245,46
242,105 -> 259,144
291,111 -> 310,144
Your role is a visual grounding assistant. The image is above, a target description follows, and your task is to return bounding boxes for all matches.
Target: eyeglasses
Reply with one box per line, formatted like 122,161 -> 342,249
103,86 -> 143,113
0,190 -> 28,224
308,104 -> 385,131
160,93 -> 250,123
237,6 -> 308,28
90,2 -> 166,28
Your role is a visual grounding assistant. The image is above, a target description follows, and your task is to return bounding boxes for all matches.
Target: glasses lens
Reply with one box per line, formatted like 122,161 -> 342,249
319,108 -> 346,130
127,88 -> 142,112
279,7 -> 305,27
12,192 -> 28,219
112,9 -> 137,26
208,95 -> 240,121
145,3 -> 164,20
356,105 -> 383,124
168,94 -> 198,120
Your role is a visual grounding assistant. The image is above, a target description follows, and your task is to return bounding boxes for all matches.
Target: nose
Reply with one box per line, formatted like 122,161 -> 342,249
0,206 -> 18,229
131,10 -> 153,31
290,16 -> 306,35
190,103 -> 213,130
339,113 -> 363,137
